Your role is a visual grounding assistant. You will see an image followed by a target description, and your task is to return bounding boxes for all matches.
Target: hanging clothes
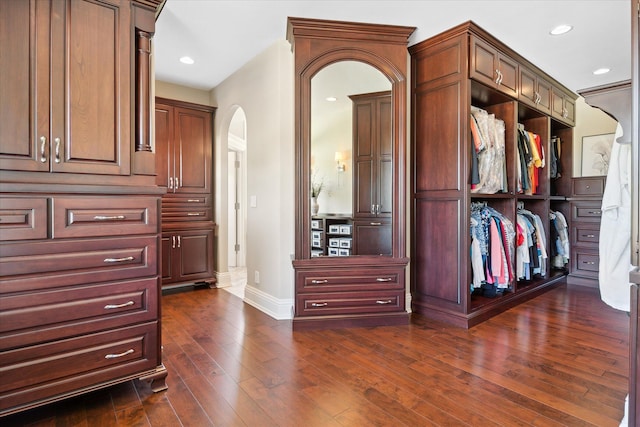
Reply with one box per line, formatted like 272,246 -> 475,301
470,202 -> 515,294
516,127 -> 544,195
549,210 -> 569,269
470,107 -> 506,194
516,207 -> 548,280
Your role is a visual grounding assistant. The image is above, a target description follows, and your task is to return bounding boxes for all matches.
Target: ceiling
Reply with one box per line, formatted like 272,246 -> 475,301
154,0 -> 631,94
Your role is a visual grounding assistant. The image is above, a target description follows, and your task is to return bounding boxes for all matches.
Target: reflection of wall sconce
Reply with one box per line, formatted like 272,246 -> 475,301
335,151 -> 345,172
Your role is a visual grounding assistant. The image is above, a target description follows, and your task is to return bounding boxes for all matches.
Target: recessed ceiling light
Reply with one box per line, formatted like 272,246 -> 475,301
326,96 -> 337,102
549,24 -> 573,35
179,56 -> 195,65
593,67 -> 610,75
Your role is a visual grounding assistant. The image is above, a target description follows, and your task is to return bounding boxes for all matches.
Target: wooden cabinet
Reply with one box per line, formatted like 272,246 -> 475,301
294,259 -> 408,328
0,0 -> 165,417
350,91 -> 393,256
289,18 -> 413,330
155,98 -> 217,288
469,35 -> 518,98
519,65 -> 552,114
552,86 -> 576,126
567,177 -> 605,287
410,21 -> 576,328
155,100 -> 213,194
161,229 -> 215,285
0,0 -> 131,175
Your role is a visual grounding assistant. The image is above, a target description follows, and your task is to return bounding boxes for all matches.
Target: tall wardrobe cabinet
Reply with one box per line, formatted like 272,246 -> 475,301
410,21 -> 575,328
155,98 -> 217,289
0,0 -> 166,416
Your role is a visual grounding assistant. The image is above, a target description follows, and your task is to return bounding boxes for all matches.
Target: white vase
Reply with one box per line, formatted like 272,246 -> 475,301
311,197 -> 319,215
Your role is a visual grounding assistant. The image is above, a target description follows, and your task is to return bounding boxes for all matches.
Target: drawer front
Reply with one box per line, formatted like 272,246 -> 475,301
571,250 -> 599,278
0,197 -> 48,241
572,202 -> 603,223
0,277 -> 158,350
162,194 -> 211,208
161,207 -> 212,222
572,177 -> 605,197
571,224 -> 600,247
0,236 -> 158,294
296,290 -> 404,317
0,322 -> 158,412
53,196 -> 159,238
297,268 -> 404,293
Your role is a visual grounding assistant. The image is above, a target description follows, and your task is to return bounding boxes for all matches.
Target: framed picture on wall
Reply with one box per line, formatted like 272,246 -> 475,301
581,133 -> 615,177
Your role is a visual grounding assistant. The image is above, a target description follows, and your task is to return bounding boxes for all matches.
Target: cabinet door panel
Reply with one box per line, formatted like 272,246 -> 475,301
0,0 -> 50,172
470,37 -> 497,86
175,108 -> 212,193
51,0 -> 131,175
497,54 -> 518,97
353,220 -> 391,256
154,104 -> 173,189
179,230 -> 214,279
161,234 -> 174,282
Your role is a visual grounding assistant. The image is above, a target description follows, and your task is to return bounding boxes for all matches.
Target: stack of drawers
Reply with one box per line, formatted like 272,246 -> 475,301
568,177 -> 605,287
0,194 -> 163,414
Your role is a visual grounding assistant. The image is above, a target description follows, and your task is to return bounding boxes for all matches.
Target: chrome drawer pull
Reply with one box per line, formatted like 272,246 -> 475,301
376,277 -> 392,282
587,211 -> 602,215
105,349 -> 134,359
104,256 -> 135,263
187,199 -> 201,203
376,299 -> 393,305
104,300 -> 135,310
40,136 -> 47,162
54,137 -> 61,163
187,212 -> 202,216
370,222 -> 382,226
94,215 -> 126,221
311,302 -> 328,307
584,234 -> 596,238
311,279 -> 328,284
582,261 -> 596,265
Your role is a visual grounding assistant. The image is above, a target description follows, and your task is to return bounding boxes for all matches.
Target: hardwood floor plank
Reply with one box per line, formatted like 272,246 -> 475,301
3,284 -> 629,426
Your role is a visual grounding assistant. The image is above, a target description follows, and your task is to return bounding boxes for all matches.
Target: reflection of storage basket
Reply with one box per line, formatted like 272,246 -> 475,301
328,225 -> 341,234
328,247 -> 339,256
311,219 -> 322,229
311,230 -> 323,240
338,248 -> 350,256
311,249 -> 323,257
311,239 -> 322,248
339,225 -> 352,235
329,238 -> 340,247
339,238 -> 352,248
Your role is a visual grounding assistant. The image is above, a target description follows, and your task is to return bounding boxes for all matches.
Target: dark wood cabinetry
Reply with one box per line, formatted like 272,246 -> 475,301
289,18 -> 414,330
1,0 -> 132,176
350,91 -> 392,256
410,21 -> 575,328
155,98 -> 216,289
567,177 -> 605,287
469,35 -> 518,98
0,0 -> 165,417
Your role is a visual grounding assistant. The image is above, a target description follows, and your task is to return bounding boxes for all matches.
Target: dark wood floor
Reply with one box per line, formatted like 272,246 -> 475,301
3,283 -> 630,426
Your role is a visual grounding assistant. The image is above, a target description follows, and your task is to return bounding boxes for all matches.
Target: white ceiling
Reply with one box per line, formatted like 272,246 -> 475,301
154,0 -> 631,94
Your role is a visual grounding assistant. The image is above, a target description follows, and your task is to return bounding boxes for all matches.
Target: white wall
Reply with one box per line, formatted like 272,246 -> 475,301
211,39 -> 295,319
155,81 -> 212,106
573,96 -> 618,176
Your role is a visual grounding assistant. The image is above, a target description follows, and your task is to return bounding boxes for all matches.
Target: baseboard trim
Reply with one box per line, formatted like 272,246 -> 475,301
244,285 -> 293,320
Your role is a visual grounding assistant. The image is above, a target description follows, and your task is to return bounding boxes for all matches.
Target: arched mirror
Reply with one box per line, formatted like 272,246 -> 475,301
310,61 -> 392,257
289,17 -> 415,330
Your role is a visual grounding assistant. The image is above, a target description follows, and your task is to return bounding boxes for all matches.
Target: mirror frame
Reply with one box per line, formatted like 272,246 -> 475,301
287,17 -> 415,263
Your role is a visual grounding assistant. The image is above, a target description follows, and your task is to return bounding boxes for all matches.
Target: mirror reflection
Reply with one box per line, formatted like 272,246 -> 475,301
310,60 -> 392,257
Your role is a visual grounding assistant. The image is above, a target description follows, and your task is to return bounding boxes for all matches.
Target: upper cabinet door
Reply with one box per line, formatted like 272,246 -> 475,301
0,0 -> 51,172
519,66 -> 552,115
50,0 -> 131,175
174,107 -> 212,194
469,36 -> 518,98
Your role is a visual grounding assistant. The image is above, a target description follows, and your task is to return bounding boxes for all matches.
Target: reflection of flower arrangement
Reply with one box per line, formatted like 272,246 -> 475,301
590,139 -> 612,175
311,173 -> 324,198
